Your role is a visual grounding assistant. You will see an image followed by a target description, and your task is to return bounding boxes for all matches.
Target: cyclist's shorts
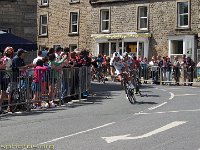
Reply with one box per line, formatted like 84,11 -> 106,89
31,82 -> 42,92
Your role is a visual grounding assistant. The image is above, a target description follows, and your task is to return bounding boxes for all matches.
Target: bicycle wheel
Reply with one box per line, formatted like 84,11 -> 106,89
127,89 -> 136,104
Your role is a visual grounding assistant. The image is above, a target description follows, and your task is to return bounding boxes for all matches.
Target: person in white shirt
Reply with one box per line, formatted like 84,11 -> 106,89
33,50 -> 43,65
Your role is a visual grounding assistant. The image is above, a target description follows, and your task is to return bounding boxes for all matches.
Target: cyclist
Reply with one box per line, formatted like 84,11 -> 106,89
112,53 -> 134,100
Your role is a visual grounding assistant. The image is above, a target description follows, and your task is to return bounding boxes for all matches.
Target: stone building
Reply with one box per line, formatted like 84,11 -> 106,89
0,0 -> 37,43
90,0 -> 200,62
37,0 -> 92,51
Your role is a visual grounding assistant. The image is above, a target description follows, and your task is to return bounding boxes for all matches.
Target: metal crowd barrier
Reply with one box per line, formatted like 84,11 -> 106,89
0,66 -> 91,113
139,65 -> 200,85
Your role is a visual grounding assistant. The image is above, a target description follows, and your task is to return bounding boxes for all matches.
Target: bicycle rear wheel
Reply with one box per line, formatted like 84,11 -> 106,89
127,89 -> 136,104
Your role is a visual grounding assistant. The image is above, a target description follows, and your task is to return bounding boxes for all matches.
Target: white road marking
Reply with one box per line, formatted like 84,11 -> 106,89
38,122 -> 115,145
135,109 -> 200,115
166,88 -> 182,90
148,102 -> 167,110
190,87 -> 197,89
175,94 -> 197,96
102,121 -> 187,143
169,92 -> 175,100
160,89 -> 167,91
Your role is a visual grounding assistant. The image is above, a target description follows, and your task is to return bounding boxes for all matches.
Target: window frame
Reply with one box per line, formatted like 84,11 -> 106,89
39,14 -> 48,36
69,44 -> 78,52
100,8 -> 110,33
69,11 -> 79,35
176,0 -> 190,29
137,4 -> 149,32
40,0 -> 49,6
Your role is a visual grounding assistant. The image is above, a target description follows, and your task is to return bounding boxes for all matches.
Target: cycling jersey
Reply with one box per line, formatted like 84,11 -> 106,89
113,59 -> 125,75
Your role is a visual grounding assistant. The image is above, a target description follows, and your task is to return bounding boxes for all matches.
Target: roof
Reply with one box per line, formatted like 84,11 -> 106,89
0,32 -> 37,51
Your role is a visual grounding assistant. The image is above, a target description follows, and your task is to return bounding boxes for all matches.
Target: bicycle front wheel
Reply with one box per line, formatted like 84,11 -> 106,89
127,89 -> 136,104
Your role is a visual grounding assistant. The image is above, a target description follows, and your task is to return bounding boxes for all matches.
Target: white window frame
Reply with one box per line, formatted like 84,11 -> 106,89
69,11 -> 79,34
138,6 -> 148,31
100,9 -> 110,33
39,14 -> 48,36
69,44 -> 78,52
177,0 -> 190,28
41,0 -> 48,6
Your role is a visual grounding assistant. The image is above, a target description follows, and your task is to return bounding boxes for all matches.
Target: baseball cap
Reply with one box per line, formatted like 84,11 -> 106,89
17,48 -> 27,55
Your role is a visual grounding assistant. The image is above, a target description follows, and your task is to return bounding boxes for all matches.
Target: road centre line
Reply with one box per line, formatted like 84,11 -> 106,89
38,122 -> 115,145
175,94 -> 198,96
148,102 -> 167,110
135,109 -> 200,115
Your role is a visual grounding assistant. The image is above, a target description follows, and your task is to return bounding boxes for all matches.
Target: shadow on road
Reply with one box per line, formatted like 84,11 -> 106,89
135,101 -> 158,105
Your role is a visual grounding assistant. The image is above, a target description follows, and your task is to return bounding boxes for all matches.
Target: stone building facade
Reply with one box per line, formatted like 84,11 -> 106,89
37,0 -> 200,63
90,0 -> 200,62
0,0 -> 37,43
37,0 -> 92,51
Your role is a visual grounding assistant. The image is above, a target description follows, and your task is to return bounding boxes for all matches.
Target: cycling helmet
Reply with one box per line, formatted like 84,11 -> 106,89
4,46 -> 14,55
122,52 -> 128,58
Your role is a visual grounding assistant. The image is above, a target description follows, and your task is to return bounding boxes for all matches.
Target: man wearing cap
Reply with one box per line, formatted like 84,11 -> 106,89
12,49 -> 33,86
12,49 -> 27,69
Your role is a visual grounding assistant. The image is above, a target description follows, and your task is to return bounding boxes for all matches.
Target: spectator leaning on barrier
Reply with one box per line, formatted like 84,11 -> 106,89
33,50 -> 43,65
186,56 -> 195,86
166,57 -> 172,85
48,53 -> 68,101
0,47 -> 14,114
31,59 -> 48,108
180,54 -> 187,85
149,56 -> 158,84
55,47 -> 62,62
173,56 -> 180,85
41,47 -> 49,57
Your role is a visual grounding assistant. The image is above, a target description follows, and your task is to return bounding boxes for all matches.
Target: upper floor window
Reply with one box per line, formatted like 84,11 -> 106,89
39,14 -> 48,36
69,12 -> 79,34
138,6 -> 148,30
100,9 -> 110,33
177,1 -> 189,28
41,0 -> 48,6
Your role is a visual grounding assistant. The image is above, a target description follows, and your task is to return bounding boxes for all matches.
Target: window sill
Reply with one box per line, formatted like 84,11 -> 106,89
175,27 -> 191,31
38,34 -> 48,38
100,31 -> 110,34
69,1 -> 80,4
68,33 -> 79,36
137,29 -> 149,33
39,4 -> 49,8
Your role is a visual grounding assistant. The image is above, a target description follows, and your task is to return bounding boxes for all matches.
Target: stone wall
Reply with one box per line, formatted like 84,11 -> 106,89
90,0 -> 200,58
0,0 -> 37,43
37,0 -> 92,51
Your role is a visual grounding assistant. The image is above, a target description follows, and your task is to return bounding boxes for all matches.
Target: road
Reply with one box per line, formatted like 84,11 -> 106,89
0,82 -> 200,150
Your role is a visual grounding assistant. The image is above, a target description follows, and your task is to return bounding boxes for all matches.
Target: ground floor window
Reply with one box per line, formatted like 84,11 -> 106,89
168,35 -> 195,61
99,43 -> 109,56
69,44 -> 77,52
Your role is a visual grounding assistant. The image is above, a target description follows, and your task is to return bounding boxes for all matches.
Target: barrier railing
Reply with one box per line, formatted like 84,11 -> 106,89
139,65 -> 200,85
0,66 -> 91,113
